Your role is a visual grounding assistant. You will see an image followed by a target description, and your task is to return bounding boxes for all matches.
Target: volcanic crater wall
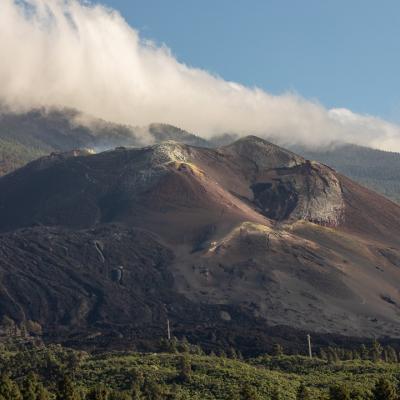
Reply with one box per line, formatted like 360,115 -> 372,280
251,162 -> 345,227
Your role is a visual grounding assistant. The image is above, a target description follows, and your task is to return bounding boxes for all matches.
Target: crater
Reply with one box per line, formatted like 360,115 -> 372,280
251,181 -> 298,221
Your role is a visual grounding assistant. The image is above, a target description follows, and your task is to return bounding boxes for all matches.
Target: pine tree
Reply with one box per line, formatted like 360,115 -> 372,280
85,384 -> 109,400
66,352 -> 83,378
1,316 -> 17,337
386,346 -> 398,363
56,374 -> 80,400
142,379 -> 163,400
370,340 -> 383,362
270,388 -> 281,400
240,384 -> 259,400
168,338 -> 178,354
350,389 -> 365,400
344,349 -> 353,360
36,385 -> 50,400
178,337 -> 190,354
319,348 -> 327,360
21,373 -> 37,400
327,348 -> 339,364
329,384 -> 351,400
360,344 -> 369,360
0,373 -> 22,400
218,350 -> 227,358
371,378 -> 397,400
383,349 -> 389,363
222,385 -> 241,400
192,345 -> 204,356
296,383 -> 311,400
21,372 -> 50,400
272,344 -> 283,357
177,354 -> 192,383
130,369 -> 144,400
227,347 -> 238,359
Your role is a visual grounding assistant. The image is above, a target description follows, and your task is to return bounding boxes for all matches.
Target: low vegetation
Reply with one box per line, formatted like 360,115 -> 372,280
2,338 -> 400,399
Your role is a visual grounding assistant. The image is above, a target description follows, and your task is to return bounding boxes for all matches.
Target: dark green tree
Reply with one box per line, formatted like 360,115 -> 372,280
130,369 -> 144,400
329,384 -> 351,400
319,348 -> 327,360
350,389 -> 365,400
296,383 -> 311,400
360,344 -> 369,360
224,386 -> 241,400
270,388 -> 281,400
327,347 -> 339,364
218,350 -> 227,358
21,372 -> 38,400
178,337 -> 190,354
177,354 -> 192,383
370,340 -> 383,362
21,372 -> 50,400
192,345 -> 204,356
371,378 -> 397,400
142,378 -> 163,400
227,347 -> 238,359
240,384 -> 259,400
66,352 -> 84,379
344,349 -> 353,360
56,374 -> 80,400
168,338 -> 178,354
36,385 -> 50,400
272,344 -> 283,357
386,346 -> 398,363
0,373 -> 22,400
85,384 -> 109,400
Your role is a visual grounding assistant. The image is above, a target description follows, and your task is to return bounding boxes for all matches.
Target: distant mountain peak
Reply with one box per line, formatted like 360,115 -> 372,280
224,134 -> 305,170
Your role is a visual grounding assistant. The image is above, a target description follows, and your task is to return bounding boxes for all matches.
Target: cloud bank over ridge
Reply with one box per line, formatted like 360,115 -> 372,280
1,0 -> 400,150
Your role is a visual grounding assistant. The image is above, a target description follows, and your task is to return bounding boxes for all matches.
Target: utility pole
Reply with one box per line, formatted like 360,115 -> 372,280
307,334 -> 312,359
167,319 -> 171,341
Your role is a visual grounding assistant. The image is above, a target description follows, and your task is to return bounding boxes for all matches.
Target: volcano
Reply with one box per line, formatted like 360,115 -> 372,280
1,136 -> 400,352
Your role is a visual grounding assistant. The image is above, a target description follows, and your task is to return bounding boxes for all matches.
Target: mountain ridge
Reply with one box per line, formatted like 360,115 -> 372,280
2,108 -> 400,207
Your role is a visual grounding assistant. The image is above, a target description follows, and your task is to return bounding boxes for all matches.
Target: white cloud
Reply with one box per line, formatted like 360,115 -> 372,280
1,0 -> 400,150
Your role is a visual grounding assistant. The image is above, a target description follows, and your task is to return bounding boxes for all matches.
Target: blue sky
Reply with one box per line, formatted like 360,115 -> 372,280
101,0 -> 400,122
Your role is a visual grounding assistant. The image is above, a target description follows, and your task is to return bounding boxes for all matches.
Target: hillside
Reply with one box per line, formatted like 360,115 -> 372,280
1,137 -> 400,351
292,143 -> 400,203
0,109 -> 206,176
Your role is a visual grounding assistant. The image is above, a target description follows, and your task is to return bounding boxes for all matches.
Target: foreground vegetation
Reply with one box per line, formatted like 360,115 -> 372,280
2,339 -> 400,399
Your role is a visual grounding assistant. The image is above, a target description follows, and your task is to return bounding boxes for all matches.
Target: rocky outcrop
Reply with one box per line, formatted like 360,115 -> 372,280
251,161 -> 345,226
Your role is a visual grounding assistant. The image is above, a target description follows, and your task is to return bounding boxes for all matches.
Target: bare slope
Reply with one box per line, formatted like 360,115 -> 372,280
1,137 -> 400,348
